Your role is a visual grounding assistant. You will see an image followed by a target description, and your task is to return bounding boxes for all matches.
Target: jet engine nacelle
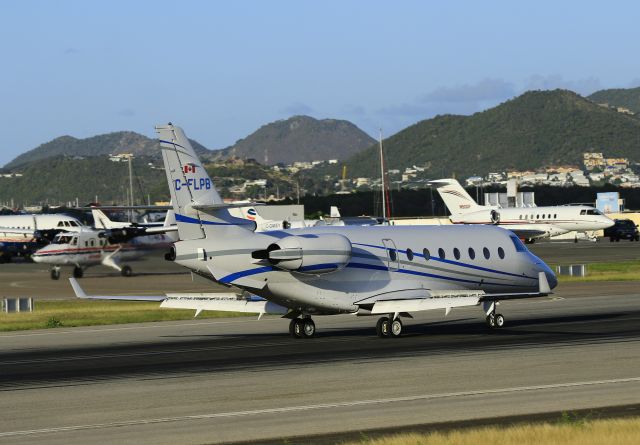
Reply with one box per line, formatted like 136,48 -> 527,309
253,234 -> 352,274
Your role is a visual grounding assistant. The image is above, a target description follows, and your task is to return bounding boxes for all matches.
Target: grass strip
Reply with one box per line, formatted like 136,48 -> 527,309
344,415 -> 640,445
0,299 -> 249,332
555,259 -> 640,282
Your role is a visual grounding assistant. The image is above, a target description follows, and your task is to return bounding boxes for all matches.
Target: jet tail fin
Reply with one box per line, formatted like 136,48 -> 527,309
429,179 -> 485,215
156,124 -> 252,240
91,208 -> 128,229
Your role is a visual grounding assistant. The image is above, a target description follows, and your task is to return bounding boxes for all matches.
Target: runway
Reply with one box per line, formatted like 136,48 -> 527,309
1,285 -> 639,444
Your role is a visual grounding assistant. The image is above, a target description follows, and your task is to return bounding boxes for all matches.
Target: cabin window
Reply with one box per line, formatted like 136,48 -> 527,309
468,247 -> 475,259
406,248 -> 414,261
71,237 -> 78,246
536,214 -> 539,219
498,247 -> 505,259
453,248 -> 460,260
388,249 -> 397,262
580,210 -> 586,215
438,248 -> 446,259
542,214 -> 545,219
548,214 -> 551,219
483,247 -> 490,259
84,241 -> 88,247
423,248 -> 430,261
90,239 -> 95,247
519,215 -> 522,220
554,214 -> 557,218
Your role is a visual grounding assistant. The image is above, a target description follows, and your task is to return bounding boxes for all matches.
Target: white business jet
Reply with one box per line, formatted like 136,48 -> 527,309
430,179 -> 613,243
0,213 -> 85,262
70,124 -> 558,338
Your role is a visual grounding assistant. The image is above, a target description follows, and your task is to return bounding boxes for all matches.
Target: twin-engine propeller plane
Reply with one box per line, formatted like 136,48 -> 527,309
70,124 -> 558,338
34,209 -> 177,279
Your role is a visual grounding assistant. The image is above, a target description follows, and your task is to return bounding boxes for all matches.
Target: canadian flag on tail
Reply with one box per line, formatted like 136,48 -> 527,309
183,163 -> 197,174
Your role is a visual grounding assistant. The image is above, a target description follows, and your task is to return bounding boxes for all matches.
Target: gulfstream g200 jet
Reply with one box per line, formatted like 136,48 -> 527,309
71,124 -> 557,338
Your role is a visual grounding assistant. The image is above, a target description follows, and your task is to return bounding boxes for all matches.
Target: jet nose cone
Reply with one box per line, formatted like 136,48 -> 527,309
546,270 -> 558,290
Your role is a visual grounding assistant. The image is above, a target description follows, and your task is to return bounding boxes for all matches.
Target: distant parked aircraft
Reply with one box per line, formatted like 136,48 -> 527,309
430,178 -> 614,243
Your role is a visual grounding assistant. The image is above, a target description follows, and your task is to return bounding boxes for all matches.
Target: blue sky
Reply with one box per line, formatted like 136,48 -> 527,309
2,1 -> 639,166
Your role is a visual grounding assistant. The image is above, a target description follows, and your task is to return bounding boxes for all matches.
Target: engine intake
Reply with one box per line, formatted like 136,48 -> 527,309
252,234 -> 352,274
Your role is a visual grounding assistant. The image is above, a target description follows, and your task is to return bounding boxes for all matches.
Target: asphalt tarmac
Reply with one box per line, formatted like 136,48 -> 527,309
0,241 -> 638,444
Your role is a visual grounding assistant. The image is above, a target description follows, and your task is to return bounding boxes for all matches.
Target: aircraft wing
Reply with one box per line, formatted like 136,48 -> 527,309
358,272 -> 552,315
142,225 -> 178,234
69,278 -> 286,317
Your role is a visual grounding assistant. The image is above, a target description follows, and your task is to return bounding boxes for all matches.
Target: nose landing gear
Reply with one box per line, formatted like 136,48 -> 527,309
484,301 -> 506,329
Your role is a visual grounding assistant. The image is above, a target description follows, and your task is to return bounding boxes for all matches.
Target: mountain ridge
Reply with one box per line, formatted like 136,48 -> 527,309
345,89 -> 640,179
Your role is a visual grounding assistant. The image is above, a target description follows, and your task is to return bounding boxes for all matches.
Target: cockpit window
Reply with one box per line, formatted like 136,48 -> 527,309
585,209 -> 602,215
53,235 -> 72,244
57,221 -> 65,227
68,220 -> 79,227
510,235 -> 527,252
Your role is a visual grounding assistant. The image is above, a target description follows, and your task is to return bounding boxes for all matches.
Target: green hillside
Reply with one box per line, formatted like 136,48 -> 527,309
0,156 -> 296,207
5,131 -> 211,169
346,89 -> 640,179
213,115 -> 375,165
588,87 -> 640,113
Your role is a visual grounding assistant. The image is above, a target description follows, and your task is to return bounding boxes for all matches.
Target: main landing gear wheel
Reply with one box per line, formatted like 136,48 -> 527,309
289,318 -> 316,338
486,313 -> 505,329
50,268 -> 61,280
73,267 -> 83,278
390,318 -> 403,337
121,265 -> 133,277
376,317 -> 391,338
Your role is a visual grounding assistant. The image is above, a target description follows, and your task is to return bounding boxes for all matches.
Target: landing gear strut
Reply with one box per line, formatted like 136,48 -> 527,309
50,267 -> 61,280
484,301 -> 506,329
376,315 -> 403,338
289,317 -> 316,338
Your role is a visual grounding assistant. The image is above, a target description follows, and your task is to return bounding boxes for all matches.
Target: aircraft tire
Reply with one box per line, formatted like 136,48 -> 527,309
73,267 -> 83,278
50,269 -> 60,280
302,318 -> 316,338
121,265 -> 133,277
486,314 -> 496,328
390,318 -> 403,337
376,317 -> 391,338
494,313 -> 505,328
289,318 -> 303,339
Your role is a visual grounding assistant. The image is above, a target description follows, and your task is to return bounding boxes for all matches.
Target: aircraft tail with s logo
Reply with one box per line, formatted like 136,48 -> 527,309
430,179 -> 486,216
156,124 -> 253,240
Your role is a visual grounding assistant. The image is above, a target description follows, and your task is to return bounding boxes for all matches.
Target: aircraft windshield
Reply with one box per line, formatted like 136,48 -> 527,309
510,235 -> 528,252
53,235 -> 73,244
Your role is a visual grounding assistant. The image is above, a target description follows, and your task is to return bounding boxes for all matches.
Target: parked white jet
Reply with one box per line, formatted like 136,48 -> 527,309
430,179 -> 613,243
70,124 -> 558,338
0,214 -> 85,262
33,210 -> 176,279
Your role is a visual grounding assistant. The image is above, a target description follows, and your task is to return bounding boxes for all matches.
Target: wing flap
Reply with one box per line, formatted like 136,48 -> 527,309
161,294 -> 287,315
371,296 -> 481,314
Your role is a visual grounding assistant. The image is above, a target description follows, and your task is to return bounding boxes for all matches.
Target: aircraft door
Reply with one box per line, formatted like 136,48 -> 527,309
382,238 -> 399,271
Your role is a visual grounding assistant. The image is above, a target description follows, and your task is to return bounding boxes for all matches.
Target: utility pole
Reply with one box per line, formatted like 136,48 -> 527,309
128,155 -> 134,222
